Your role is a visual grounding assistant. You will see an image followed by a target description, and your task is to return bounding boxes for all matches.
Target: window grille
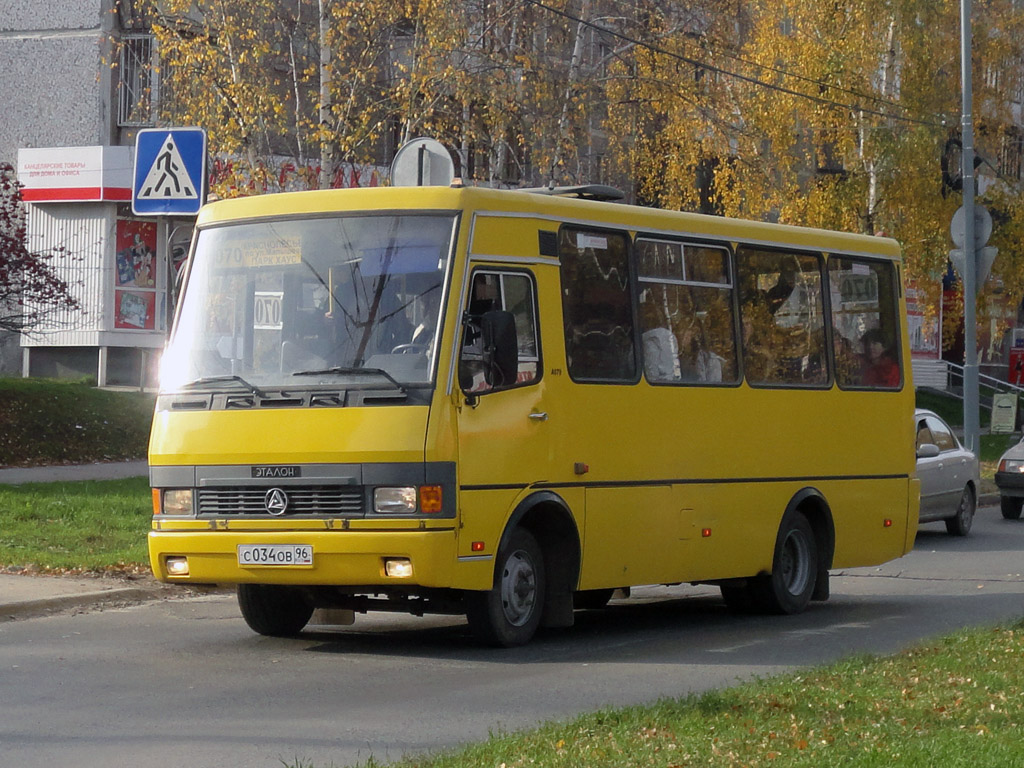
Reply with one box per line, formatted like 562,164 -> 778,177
999,130 -> 1024,182
118,34 -> 157,127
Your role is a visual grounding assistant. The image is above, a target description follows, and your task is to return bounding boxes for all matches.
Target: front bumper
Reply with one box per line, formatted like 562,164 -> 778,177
149,527 -> 457,587
994,471 -> 1024,497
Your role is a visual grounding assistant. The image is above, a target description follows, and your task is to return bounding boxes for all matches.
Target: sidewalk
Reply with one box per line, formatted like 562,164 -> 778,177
0,572 -> 179,622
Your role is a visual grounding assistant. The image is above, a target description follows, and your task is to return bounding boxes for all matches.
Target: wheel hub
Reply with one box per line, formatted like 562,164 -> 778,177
500,550 -> 537,626
780,530 -> 811,595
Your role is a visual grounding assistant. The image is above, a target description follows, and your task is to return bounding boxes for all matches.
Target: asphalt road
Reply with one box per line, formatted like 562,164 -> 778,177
1,507 -> 1022,768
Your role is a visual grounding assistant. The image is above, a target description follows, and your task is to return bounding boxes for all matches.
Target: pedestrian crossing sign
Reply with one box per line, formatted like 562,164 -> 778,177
132,127 -> 207,216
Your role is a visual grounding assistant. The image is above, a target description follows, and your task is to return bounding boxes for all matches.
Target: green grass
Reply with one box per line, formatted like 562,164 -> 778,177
0,477 -> 151,572
914,388 -> 971,426
341,621 -> 1024,768
981,433 -> 1017,464
0,377 -> 154,467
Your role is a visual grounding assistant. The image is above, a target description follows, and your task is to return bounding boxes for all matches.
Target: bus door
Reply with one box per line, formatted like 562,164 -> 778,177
557,226 -> 689,589
454,269 -> 558,541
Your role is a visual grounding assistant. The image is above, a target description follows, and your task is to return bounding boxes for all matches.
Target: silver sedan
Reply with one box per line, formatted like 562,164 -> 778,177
994,438 -> 1024,520
915,408 -> 979,536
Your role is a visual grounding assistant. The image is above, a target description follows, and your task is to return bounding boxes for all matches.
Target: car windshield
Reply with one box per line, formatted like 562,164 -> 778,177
160,213 -> 457,392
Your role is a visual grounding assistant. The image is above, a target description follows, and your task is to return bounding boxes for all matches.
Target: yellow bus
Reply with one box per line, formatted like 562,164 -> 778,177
149,183 -> 918,646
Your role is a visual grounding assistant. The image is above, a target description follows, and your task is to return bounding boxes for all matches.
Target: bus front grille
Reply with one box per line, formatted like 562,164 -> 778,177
197,487 -> 365,516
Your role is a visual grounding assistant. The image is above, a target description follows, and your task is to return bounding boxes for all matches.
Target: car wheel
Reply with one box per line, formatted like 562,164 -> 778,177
466,528 -> 545,647
237,584 -> 314,637
945,485 -> 975,536
750,511 -> 818,615
1001,495 -> 1024,520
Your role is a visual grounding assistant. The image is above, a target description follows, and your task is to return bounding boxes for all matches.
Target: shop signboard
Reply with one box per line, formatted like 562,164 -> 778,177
16,146 -> 132,203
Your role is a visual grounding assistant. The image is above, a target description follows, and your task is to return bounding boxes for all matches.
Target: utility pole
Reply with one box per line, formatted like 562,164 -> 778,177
961,0 -> 980,454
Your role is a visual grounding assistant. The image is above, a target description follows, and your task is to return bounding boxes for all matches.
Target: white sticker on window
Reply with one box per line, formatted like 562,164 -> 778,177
253,291 -> 284,330
577,233 -> 608,250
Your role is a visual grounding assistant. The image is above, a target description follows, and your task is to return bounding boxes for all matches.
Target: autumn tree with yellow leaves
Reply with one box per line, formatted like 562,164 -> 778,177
143,0 -> 1024,331
605,0 -> 1024,341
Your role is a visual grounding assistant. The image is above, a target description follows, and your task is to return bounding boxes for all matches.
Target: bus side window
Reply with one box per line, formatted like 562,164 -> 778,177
558,227 -> 637,382
828,256 -> 902,390
459,271 -> 540,394
737,247 -> 828,387
635,238 -> 739,385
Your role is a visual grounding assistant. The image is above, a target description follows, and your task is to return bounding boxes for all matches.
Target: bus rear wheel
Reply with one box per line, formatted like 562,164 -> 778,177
751,511 -> 818,615
465,528 -> 546,647
237,584 -> 314,637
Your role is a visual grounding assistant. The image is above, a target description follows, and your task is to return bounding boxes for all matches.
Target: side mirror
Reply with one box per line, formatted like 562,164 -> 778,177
916,443 -> 940,459
481,310 -> 518,388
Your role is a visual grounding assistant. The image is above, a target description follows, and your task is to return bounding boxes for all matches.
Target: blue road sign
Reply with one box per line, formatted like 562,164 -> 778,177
132,128 -> 207,216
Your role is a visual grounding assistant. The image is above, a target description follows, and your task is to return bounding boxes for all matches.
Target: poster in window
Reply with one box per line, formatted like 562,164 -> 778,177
906,281 -> 940,360
115,219 -> 157,288
115,289 -> 155,330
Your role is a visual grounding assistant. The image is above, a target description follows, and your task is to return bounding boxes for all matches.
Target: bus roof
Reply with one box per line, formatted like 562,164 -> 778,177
196,185 -> 902,261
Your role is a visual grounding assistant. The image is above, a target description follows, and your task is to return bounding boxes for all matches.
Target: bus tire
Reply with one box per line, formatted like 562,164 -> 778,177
752,511 -> 817,615
465,528 -> 545,647
1000,496 -> 1023,520
237,584 -> 314,637
573,588 -> 614,610
945,485 -> 975,536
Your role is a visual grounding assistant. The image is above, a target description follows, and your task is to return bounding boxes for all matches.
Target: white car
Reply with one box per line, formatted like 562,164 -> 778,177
994,438 -> 1024,520
915,409 -> 979,536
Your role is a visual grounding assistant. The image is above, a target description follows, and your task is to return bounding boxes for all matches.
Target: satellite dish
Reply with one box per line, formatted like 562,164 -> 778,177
390,138 -> 455,187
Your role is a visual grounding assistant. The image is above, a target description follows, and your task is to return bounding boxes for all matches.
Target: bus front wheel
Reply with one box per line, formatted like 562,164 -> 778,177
237,584 -> 314,637
752,511 -> 818,615
465,528 -> 546,647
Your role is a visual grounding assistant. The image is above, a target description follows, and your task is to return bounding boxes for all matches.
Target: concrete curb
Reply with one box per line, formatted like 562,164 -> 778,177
0,586 -> 168,622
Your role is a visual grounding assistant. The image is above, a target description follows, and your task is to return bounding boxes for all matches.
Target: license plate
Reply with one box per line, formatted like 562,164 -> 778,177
237,544 -> 313,567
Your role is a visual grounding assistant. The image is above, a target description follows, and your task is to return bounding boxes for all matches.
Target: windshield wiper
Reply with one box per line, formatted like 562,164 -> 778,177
178,375 -> 268,398
292,366 -> 406,393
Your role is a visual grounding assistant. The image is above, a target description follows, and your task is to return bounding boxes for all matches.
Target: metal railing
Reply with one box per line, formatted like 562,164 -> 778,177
943,360 -> 1024,408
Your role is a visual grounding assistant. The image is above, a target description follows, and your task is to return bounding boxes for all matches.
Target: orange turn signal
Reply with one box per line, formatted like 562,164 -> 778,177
471,541 -> 485,552
152,488 -> 162,515
419,485 -> 443,514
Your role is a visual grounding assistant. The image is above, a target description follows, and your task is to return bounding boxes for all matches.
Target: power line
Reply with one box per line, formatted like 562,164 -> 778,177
522,0 -> 948,129
601,0 -> 918,116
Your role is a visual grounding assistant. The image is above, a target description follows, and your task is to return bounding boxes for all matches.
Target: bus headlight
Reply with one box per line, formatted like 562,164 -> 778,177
162,489 -> 194,515
374,487 -> 417,514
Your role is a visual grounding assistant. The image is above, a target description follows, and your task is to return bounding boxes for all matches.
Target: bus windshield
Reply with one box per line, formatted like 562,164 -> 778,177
160,213 -> 457,392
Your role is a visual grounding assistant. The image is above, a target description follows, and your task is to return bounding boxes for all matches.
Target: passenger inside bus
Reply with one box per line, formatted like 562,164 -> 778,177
640,297 -> 680,382
861,328 -> 899,387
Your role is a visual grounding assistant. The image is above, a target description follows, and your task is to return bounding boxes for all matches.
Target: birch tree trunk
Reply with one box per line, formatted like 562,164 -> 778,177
552,0 -> 590,181
319,0 -> 334,189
